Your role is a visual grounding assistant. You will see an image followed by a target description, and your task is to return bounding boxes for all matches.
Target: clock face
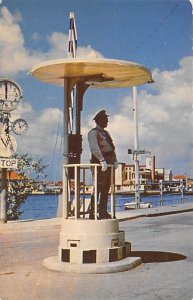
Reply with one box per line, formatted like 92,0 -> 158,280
0,133 -> 17,158
0,79 -> 22,112
12,118 -> 28,135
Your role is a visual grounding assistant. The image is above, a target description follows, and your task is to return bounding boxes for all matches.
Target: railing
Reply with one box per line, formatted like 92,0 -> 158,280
159,179 -> 185,206
63,163 -> 116,220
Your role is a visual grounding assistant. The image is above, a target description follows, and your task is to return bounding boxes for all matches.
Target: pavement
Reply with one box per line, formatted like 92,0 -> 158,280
0,202 -> 193,300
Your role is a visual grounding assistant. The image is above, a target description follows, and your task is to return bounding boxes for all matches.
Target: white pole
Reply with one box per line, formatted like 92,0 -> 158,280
159,179 -> 163,206
0,168 -> 7,223
94,165 -> 98,220
133,86 -> 138,150
74,165 -> 78,219
132,86 -> 140,208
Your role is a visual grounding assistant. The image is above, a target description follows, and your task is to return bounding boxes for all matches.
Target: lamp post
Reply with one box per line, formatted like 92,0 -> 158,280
133,86 -> 140,209
184,172 -> 188,190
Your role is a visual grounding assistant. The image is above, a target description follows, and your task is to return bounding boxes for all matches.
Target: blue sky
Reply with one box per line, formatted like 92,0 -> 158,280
0,0 -> 192,180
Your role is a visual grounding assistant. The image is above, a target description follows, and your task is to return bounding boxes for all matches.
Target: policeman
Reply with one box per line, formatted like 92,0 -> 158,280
88,110 -> 118,219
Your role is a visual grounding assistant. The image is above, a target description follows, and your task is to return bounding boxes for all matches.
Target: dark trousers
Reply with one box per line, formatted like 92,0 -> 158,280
90,167 -> 111,215
90,152 -> 115,215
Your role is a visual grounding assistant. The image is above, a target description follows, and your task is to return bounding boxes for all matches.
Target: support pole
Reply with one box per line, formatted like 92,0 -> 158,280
0,168 -> 7,223
159,179 -> 163,206
75,83 -> 89,218
63,79 -> 71,219
180,179 -> 184,203
94,165 -> 98,221
133,86 -> 140,209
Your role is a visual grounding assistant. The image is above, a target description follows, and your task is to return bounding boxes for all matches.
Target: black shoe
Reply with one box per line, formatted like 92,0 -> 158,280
89,213 -> 99,220
99,212 -> 112,219
89,213 -> 94,220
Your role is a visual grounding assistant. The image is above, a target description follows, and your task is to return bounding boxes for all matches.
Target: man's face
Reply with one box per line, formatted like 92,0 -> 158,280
97,115 -> 108,128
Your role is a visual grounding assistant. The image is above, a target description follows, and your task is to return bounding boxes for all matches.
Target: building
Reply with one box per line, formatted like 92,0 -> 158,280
114,156 -> 173,192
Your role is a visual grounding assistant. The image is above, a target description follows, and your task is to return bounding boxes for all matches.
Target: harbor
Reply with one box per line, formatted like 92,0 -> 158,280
19,193 -> 193,221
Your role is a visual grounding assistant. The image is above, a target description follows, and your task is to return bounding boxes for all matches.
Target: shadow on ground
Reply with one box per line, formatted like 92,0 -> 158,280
130,251 -> 187,263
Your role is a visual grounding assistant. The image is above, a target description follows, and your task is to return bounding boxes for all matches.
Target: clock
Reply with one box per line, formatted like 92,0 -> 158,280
0,79 -> 22,112
12,118 -> 28,135
0,133 -> 17,158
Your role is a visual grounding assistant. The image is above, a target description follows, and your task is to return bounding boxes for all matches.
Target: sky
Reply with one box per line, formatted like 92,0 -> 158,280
0,0 -> 192,181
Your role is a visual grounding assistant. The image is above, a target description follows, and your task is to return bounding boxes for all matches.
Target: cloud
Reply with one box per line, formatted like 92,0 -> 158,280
0,7 -> 28,74
31,32 -> 41,42
104,56 -> 192,174
0,7 -> 103,76
10,104 -> 63,157
80,56 -> 192,175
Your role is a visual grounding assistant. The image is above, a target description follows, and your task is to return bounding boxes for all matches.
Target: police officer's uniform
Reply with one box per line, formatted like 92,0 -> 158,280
88,110 -> 118,219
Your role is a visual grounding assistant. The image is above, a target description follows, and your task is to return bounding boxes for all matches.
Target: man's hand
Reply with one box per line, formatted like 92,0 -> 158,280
100,160 -> 108,172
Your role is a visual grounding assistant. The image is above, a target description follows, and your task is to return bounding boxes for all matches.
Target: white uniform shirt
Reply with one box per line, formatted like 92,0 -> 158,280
88,125 -> 115,162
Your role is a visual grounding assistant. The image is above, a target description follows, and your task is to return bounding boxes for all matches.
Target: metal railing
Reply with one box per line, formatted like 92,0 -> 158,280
63,163 -> 116,220
159,179 -> 185,206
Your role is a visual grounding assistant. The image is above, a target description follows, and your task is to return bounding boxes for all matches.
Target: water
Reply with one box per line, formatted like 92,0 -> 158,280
20,194 -> 59,220
19,193 -> 193,220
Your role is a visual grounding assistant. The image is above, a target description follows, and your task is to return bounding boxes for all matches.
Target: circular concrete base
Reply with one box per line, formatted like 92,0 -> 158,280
43,256 -> 142,274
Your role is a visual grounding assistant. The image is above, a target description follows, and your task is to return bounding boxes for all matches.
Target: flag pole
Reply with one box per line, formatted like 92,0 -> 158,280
68,12 -> 78,132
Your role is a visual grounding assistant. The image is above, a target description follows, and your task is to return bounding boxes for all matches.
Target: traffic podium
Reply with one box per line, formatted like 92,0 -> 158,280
43,163 -> 141,273
31,57 -> 153,273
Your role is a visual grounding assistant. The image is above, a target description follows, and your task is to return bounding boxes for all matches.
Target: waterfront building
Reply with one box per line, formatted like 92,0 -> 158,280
114,156 -> 173,193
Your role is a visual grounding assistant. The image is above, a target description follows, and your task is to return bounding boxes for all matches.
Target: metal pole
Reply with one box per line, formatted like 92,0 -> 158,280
82,168 -> 86,218
159,179 -> 163,206
94,165 -> 98,220
180,179 -> 184,203
133,86 -> 140,209
74,165 -> 78,219
0,168 -> 7,223
75,84 -> 89,218
110,166 -> 116,219
110,166 -> 113,217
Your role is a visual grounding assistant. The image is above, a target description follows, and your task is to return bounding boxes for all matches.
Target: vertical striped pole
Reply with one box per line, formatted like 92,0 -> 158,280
68,12 -> 78,58
68,12 -> 78,132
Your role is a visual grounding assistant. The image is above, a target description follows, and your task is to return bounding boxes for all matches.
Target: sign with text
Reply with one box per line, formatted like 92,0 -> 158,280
0,158 -> 18,169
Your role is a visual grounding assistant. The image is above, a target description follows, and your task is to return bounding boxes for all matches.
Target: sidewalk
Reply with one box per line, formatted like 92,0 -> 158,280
0,202 -> 193,300
116,201 -> 193,221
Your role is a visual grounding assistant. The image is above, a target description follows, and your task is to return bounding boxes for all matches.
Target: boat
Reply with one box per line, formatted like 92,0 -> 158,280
124,201 -> 152,210
31,190 -> 45,195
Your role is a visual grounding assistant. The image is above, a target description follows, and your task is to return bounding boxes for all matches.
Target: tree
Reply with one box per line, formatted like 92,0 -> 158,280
6,153 -> 48,220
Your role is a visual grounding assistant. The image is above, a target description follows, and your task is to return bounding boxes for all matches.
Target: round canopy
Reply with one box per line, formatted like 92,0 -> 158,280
30,58 -> 152,88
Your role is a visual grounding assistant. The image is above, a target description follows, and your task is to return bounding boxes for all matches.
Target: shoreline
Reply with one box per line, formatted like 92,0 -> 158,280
29,190 -> 193,196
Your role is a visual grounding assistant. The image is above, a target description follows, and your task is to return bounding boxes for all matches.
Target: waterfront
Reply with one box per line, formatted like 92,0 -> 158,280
19,193 -> 193,220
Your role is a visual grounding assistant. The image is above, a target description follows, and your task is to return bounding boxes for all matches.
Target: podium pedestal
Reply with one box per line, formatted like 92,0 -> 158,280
43,219 -> 141,273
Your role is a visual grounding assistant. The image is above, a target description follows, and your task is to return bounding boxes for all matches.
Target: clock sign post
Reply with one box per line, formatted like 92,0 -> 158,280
0,78 -> 28,223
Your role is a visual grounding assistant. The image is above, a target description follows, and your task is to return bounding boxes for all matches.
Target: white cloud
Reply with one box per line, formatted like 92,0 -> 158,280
98,56 -> 193,174
0,7 -> 28,74
10,104 -> 63,157
80,56 -> 193,175
0,7 -> 103,76
31,32 -> 41,42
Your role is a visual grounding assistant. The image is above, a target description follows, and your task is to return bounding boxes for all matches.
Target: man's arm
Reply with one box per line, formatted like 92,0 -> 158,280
88,129 -> 104,162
